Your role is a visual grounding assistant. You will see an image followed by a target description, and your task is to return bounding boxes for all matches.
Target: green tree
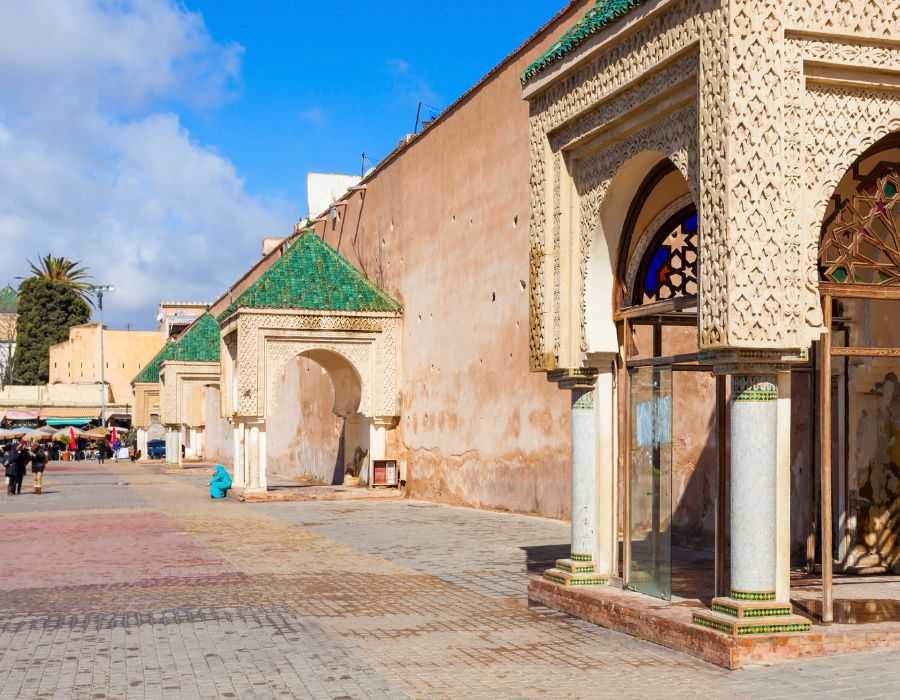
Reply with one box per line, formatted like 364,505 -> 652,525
28,254 -> 93,305
12,277 -> 91,384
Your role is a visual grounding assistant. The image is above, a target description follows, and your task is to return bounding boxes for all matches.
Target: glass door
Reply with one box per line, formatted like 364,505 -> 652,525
628,366 -> 673,600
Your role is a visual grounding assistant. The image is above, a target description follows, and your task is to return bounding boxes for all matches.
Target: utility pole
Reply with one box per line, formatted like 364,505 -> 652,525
91,285 -> 115,427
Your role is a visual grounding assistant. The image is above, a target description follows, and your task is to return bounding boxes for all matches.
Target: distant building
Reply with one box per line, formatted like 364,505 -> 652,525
0,285 -> 17,389
157,301 -> 209,338
49,323 -> 166,410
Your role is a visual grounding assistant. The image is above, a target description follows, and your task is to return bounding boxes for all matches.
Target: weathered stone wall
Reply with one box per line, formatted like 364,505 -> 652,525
293,3 -> 602,519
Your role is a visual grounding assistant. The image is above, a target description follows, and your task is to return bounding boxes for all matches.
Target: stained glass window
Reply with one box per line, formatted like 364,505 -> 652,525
820,165 -> 900,286
633,207 -> 698,305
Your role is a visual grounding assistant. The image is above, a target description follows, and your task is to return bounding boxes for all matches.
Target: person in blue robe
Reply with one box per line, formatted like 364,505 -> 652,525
209,465 -> 232,499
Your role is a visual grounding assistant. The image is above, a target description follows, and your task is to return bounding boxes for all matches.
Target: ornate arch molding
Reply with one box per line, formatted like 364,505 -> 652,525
133,383 -> 160,430
573,103 -> 699,352
223,309 -> 400,421
798,85 -> 900,337
159,361 -> 220,427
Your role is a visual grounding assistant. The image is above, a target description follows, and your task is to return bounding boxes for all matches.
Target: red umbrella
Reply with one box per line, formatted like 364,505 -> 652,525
111,426 -> 118,446
68,427 -> 77,450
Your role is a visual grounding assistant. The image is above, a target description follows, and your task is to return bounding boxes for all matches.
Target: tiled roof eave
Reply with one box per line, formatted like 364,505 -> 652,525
521,0 -> 643,85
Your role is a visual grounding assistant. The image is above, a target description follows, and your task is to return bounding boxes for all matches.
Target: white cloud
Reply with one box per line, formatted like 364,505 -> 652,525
0,0 -> 292,328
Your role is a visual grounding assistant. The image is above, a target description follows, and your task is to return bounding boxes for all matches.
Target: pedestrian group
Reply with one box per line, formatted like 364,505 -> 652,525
4,441 -> 47,495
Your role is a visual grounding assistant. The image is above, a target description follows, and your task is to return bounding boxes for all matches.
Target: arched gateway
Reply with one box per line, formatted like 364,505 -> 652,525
218,230 -> 402,493
523,0 -> 900,642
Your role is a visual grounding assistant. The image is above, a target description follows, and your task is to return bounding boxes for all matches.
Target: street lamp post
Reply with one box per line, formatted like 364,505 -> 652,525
91,285 -> 115,427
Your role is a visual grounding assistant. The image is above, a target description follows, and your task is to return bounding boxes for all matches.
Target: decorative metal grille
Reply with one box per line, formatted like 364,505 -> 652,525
634,207 -> 698,305
820,166 -> 900,286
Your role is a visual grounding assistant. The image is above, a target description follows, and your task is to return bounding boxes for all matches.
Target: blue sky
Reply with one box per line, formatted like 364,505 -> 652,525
180,1 -> 558,212
0,1 -> 563,328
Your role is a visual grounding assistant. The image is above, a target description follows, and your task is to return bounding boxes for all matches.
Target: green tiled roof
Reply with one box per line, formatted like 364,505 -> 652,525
131,312 -> 220,384
522,0 -> 642,84
132,342 -> 174,384
167,312 -> 220,363
219,230 -> 402,320
0,285 -> 17,313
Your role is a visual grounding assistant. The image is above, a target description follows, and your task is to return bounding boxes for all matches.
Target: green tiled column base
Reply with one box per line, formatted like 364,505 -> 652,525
692,612 -> 811,636
543,556 -> 607,587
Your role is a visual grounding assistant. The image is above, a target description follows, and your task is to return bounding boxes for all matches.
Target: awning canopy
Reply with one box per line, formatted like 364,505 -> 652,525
6,409 -> 40,421
40,407 -> 102,420
45,417 -> 94,426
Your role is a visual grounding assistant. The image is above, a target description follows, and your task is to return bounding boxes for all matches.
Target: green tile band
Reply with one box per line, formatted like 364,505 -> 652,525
732,376 -> 777,402
736,622 -> 811,636
557,562 -> 596,574
731,589 -> 776,601
712,602 -> 792,618
543,571 -> 607,586
572,389 -> 595,411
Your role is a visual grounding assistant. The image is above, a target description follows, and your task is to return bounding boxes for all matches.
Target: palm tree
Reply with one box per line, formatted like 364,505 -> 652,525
25,254 -> 94,305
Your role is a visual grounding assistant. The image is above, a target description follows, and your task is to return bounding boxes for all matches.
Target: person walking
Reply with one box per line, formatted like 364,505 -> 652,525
4,444 -> 16,495
10,441 -> 30,495
31,443 -> 47,495
97,437 -> 107,464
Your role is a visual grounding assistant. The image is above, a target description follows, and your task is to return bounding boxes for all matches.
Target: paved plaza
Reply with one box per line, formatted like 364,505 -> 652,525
0,462 -> 898,699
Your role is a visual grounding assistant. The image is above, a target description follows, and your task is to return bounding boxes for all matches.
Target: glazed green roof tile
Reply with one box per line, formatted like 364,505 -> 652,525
0,285 -> 17,314
219,230 -> 402,320
522,0 -> 642,84
167,312 -> 220,363
132,342 -> 174,384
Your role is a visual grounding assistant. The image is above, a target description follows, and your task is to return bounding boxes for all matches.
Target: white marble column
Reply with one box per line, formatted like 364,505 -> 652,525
730,374 -> 778,601
247,424 -> 260,492
233,422 -> 245,487
542,369 -> 607,586
137,429 -> 147,457
258,425 -> 267,492
592,360 -> 617,579
570,386 -> 597,561
776,372 -> 792,602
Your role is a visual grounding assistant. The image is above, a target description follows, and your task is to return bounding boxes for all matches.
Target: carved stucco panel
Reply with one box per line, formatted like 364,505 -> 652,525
785,0 -> 899,38
722,0 -> 793,347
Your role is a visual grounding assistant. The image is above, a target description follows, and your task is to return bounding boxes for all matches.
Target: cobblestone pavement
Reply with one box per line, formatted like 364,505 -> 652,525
1,463 -> 898,699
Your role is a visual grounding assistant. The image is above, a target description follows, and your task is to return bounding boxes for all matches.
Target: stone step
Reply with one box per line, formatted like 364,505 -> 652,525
710,597 -> 794,619
692,609 -> 811,636
543,567 -> 607,587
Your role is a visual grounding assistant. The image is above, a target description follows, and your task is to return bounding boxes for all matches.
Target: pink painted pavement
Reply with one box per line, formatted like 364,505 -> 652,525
1,511 -> 237,589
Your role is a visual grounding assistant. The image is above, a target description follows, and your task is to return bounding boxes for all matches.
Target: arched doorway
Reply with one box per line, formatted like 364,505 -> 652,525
613,160 -> 723,602
816,135 -> 900,621
266,349 -> 367,486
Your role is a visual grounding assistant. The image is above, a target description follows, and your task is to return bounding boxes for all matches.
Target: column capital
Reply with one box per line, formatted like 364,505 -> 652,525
372,416 -> 399,429
547,367 -> 597,391
700,347 -> 807,376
